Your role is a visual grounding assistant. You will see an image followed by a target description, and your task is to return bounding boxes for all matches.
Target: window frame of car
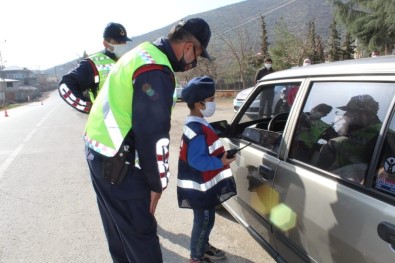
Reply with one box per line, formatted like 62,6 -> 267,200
282,75 -> 395,204
229,78 -> 306,155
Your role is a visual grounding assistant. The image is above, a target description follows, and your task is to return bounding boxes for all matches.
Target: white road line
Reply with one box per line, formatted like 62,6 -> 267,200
0,107 -> 57,180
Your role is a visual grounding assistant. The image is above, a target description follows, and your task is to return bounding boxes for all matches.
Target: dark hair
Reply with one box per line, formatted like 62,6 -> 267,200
186,102 -> 196,110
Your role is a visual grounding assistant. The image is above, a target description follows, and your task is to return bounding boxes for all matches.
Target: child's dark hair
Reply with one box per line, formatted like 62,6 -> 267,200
186,102 -> 196,110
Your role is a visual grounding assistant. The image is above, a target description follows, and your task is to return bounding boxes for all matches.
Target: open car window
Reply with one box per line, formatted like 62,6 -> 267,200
237,82 -> 301,154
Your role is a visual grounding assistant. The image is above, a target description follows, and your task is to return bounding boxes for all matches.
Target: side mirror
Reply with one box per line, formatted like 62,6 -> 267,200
242,127 -> 262,144
210,120 -> 229,137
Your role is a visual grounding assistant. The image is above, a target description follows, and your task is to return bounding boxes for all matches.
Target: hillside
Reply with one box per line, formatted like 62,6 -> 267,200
46,0 -> 334,78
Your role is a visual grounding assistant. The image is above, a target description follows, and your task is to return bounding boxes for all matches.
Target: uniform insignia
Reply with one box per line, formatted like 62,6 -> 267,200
142,83 -> 159,100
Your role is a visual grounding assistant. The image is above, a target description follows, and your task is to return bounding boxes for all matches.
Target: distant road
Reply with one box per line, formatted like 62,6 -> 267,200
0,91 -> 275,263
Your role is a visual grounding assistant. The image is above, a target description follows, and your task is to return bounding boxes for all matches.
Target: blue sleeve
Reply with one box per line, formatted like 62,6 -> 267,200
59,59 -> 95,100
187,135 -> 223,171
132,66 -> 175,193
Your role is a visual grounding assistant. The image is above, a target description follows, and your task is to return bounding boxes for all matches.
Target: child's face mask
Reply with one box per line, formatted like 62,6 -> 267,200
200,101 -> 216,117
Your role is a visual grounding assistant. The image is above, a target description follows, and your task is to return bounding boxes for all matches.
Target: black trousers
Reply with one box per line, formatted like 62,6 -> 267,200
85,146 -> 163,263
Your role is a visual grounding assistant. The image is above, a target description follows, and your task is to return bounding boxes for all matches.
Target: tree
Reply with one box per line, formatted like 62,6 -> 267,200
315,35 -> 326,63
305,21 -> 317,64
270,19 -> 304,70
248,15 -> 269,69
331,0 -> 395,55
341,32 -> 356,60
327,18 -> 342,62
259,16 -> 269,59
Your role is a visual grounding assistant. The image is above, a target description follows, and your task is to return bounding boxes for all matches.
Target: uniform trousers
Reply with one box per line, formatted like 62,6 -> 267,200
85,146 -> 163,263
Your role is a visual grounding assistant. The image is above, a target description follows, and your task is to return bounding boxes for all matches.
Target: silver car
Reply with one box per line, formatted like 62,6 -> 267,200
213,56 -> 395,263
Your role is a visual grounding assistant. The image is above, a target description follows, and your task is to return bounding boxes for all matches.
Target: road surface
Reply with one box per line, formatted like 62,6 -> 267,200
0,91 -> 275,263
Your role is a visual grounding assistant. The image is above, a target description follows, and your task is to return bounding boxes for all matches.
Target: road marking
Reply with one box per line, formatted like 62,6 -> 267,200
0,107 -> 57,180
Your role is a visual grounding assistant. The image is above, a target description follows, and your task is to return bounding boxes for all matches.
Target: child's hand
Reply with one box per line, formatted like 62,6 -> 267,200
221,151 -> 236,166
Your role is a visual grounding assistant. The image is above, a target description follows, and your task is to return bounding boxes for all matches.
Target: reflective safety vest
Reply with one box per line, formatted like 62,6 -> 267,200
333,123 -> 382,167
87,52 -> 115,102
84,42 -> 173,157
177,117 -> 237,209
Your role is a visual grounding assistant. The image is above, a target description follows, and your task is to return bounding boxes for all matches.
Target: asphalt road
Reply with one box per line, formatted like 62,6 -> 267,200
0,91 -> 275,263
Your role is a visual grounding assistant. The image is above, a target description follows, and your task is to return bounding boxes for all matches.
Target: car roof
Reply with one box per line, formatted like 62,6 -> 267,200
259,55 -> 395,82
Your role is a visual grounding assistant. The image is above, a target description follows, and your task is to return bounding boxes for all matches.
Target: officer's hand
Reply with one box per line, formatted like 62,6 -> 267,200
150,191 -> 162,215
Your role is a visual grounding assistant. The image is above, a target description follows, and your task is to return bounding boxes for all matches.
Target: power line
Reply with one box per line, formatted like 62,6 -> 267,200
213,0 -> 296,39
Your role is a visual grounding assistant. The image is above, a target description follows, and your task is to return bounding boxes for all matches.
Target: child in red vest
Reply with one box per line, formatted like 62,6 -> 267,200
177,76 -> 237,263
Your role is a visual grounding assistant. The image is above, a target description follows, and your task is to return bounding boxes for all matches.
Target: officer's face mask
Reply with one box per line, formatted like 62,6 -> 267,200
264,63 -> 272,69
200,101 -> 216,117
179,44 -> 198,72
108,41 -> 133,59
337,111 -> 361,135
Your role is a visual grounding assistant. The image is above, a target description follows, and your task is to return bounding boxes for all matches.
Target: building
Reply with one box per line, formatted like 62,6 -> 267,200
0,66 -> 40,103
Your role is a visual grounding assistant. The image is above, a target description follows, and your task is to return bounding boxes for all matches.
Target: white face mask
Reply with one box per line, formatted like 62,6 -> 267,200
264,63 -> 272,69
200,102 -> 216,117
108,41 -> 133,59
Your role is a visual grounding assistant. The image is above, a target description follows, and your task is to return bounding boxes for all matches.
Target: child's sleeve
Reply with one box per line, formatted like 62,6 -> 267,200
187,135 -> 223,171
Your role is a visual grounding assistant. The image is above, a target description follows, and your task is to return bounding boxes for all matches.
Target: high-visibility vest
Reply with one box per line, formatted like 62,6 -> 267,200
87,52 -> 115,102
333,123 -> 382,167
177,117 -> 237,209
84,42 -> 174,157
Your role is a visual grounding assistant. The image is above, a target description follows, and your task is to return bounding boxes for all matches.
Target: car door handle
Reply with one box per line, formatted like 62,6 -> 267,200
259,164 -> 274,181
377,222 -> 395,248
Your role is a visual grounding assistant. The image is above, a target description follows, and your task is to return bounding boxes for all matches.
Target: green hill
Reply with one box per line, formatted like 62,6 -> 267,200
46,0 -> 334,78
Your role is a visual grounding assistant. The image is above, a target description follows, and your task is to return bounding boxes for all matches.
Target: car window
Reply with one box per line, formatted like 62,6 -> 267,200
374,115 -> 395,196
289,81 -> 395,184
238,82 -> 301,153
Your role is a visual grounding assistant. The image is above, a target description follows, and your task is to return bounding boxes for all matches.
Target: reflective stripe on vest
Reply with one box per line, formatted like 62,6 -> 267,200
177,116 -> 232,191
177,168 -> 233,191
84,42 -> 173,157
88,53 -> 115,102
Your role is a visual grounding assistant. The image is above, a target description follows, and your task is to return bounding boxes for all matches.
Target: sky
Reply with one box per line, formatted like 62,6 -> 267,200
0,0 -> 245,71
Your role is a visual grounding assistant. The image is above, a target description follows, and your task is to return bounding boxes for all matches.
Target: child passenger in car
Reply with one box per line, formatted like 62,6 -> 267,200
177,76 -> 237,263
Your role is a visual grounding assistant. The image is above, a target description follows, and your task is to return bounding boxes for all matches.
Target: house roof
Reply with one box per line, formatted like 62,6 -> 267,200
18,86 -> 38,91
0,78 -> 20,82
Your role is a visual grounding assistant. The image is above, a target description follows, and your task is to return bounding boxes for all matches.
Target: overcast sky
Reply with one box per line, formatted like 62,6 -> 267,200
0,0 -> 245,70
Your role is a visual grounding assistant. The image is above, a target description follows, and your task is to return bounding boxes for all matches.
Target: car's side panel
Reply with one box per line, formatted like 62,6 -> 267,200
273,161 -> 395,263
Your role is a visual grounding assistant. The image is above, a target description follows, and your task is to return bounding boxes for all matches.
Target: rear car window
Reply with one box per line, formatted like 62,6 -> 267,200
289,81 -> 395,184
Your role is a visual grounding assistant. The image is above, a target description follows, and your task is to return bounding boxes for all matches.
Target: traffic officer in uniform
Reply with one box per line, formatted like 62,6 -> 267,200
316,94 -> 382,183
84,18 -> 212,262
58,22 -> 133,113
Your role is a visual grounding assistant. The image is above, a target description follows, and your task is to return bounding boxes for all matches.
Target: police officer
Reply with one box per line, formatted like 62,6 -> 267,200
316,94 -> 382,182
84,18 -> 212,262
58,22 -> 133,113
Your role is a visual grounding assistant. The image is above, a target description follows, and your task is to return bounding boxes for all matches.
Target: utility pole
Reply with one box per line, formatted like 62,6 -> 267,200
0,40 -> 6,108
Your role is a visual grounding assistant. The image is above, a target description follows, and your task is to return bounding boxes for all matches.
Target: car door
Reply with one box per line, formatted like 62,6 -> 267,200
221,80 -> 302,260
272,77 -> 395,262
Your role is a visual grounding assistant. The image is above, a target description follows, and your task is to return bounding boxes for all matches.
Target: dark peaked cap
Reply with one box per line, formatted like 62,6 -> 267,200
338,94 -> 379,114
103,22 -> 131,42
181,18 -> 211,60
182,76 -> 215,104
